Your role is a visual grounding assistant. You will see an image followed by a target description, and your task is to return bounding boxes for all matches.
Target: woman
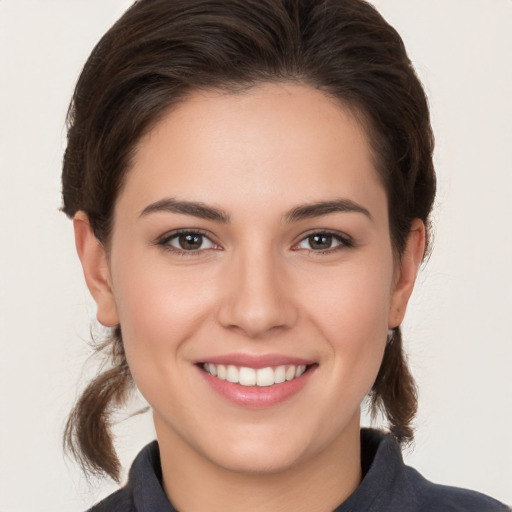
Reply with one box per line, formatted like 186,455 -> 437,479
61,0 -> 509,510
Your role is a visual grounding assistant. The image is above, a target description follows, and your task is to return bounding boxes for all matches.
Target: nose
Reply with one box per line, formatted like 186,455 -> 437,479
217,246 -> 298,339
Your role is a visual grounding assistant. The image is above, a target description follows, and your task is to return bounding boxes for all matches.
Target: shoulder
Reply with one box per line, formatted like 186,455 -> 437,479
354,429 -> 510,512
401,465 -> 510,512
86,440 -> 175,512
87,488 -> 134,512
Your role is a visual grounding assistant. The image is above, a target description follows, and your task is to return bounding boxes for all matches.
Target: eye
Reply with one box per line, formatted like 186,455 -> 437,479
158,230 -> 217,253
295,232 -> 352,253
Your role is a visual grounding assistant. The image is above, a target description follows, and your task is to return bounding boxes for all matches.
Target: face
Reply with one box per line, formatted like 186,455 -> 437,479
76,83 -> 422,475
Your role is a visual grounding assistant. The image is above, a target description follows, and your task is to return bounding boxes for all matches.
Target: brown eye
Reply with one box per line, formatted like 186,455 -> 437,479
308,234 -> 333,250
178,233 -> 203,250
164,231 -> 215,252
296,232 -> 350,253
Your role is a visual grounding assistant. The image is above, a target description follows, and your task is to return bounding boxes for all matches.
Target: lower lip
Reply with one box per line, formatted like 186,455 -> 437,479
198,366 -> 316,408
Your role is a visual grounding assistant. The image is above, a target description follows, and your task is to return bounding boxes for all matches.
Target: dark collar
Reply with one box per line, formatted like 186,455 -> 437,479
333,428 -> 405,511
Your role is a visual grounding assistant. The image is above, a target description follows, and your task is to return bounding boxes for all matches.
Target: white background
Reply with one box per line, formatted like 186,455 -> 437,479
0,1 -> 511,510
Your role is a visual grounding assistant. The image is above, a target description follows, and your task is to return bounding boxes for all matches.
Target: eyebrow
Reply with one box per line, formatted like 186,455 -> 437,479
284,199 -> 373,223
140,197 -> 372,223
140,198 -> 230,223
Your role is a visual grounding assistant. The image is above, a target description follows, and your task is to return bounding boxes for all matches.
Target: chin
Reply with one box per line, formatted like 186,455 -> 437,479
198,419 -> 333,476
207,442 -> 306,476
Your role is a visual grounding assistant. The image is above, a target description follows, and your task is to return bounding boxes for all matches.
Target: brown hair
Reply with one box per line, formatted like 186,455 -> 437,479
62,0 -> 435,481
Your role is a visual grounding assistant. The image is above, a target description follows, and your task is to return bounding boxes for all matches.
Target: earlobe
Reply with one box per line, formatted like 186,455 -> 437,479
389,219 -> 426,328
73,212 -> 119,327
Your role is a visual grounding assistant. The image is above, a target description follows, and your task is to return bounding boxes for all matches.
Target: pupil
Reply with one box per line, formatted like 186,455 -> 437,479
179,233 -> 202,250
310,234 -> 332,250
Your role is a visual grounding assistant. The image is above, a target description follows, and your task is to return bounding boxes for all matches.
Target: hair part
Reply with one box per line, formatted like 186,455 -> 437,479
62,0 -> 435,481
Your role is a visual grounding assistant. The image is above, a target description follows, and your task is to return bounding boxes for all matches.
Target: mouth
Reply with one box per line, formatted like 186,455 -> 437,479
195,354 -> 317,407
200,362 -> 314,387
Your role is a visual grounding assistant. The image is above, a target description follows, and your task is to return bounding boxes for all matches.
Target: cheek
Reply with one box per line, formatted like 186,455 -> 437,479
301,256 -> 392,384
301,256 -> 393,337
110,254 -> 217,382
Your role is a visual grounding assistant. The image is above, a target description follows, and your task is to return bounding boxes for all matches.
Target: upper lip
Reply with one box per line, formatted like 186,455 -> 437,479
196,353 -> 315,369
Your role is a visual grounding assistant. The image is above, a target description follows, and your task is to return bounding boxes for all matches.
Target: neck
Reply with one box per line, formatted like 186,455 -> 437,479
155,414 -> 362,512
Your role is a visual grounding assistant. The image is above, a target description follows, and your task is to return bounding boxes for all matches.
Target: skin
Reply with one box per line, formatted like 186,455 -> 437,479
74,83 -> 425,512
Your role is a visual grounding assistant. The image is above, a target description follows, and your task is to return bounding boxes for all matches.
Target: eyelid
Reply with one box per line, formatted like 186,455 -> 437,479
155,228 -> 221,256
154,228 -> 353,256
292,229 -> 354,253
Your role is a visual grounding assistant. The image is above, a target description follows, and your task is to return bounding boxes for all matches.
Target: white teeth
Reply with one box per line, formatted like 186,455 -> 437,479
203,363 -> 309,386
285,366 -> 296,381
217,364 -> 227,380
239,367 -> 257,386
274,365 -> 286,384
256,367 -> 275,387
226,365 -> 239,383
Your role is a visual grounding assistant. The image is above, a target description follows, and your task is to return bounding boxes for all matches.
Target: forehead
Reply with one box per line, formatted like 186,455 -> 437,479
119,83 -> 386,222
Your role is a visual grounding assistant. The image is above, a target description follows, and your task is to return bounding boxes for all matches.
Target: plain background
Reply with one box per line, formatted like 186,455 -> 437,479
0,1 -> 511,510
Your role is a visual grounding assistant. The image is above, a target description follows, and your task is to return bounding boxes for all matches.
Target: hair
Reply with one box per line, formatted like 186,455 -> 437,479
62,0 -> 435,482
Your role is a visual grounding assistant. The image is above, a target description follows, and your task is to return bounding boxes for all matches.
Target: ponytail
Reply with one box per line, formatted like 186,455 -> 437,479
369,327 -> 418,444
64,327 -> 132,482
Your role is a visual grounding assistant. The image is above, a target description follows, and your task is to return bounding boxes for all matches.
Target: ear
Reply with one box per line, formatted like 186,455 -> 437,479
389,219 -> 426,328
73,211 -> 119,327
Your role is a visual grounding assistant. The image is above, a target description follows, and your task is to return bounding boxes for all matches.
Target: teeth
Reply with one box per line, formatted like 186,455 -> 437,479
274,366 -> 286,384
217,364 -> 227,380
202,363 -> 308,387
256,367 -> 275,387
226,365 -> 239,383
239,367 -> 256,386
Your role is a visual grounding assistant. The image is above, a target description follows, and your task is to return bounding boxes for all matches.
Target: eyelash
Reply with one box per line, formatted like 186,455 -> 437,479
155,229 -> 353,256
156,229 -> 217,257
294,231 -> 354,255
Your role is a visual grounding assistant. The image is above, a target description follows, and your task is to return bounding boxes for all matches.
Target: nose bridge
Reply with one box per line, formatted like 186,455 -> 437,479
217,239 -> 297,338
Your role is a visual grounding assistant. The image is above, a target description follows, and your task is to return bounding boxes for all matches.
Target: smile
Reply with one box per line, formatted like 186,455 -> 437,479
202,363 -> 308,387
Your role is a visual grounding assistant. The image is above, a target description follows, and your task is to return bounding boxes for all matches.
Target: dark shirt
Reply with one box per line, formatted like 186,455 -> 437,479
89,429 -> 509,511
